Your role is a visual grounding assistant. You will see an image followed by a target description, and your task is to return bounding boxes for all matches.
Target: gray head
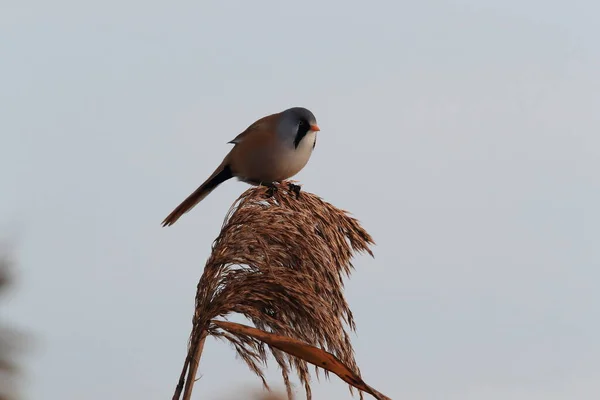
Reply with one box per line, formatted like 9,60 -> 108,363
277,107 -> 320,148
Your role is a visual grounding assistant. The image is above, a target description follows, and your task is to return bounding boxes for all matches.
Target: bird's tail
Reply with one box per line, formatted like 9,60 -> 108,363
161,163 -> 233,227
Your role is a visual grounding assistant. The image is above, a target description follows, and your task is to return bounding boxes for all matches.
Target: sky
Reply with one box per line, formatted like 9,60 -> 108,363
1,0 -> 599,399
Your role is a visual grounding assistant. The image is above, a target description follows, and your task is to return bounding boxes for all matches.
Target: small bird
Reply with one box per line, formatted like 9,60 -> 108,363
162,107 -> 320,227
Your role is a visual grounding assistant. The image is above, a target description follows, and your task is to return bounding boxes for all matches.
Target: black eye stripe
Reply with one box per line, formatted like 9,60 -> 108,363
294,119 -> 311,148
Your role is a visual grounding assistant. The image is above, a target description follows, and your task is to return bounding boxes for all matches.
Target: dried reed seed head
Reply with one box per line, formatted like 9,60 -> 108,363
192,182 -> 374,399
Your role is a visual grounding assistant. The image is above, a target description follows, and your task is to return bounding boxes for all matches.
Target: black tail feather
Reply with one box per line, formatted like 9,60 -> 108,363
161,165 -> 233,227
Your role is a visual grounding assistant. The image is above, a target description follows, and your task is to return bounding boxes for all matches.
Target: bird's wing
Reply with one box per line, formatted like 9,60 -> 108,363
227,113 -> 279,144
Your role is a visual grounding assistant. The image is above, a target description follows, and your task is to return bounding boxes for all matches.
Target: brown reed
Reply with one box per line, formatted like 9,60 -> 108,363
172,181 -> 387,400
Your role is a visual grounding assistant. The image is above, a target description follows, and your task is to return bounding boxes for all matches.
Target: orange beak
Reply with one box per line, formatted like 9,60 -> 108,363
310,124 -> 320,132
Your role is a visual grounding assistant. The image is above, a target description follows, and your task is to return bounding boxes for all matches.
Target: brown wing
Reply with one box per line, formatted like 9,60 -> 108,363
227,112 -> 280,144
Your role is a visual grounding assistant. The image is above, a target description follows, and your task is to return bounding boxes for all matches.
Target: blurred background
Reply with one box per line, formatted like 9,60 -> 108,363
1,0 -> 599,399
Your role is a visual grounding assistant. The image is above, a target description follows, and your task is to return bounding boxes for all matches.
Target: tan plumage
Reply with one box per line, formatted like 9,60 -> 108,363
162,107 -> 319,227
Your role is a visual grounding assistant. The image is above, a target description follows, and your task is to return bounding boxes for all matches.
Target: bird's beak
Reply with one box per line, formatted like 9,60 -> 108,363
310,124 -> 320,132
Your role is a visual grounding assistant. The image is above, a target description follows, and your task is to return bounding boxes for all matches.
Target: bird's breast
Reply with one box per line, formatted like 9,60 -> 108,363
231,132 -> 316,183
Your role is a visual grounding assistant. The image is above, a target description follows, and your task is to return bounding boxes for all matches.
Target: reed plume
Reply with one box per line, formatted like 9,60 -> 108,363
173,181 -> 388,400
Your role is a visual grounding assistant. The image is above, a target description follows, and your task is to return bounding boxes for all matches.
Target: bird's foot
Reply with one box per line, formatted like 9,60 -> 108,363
287,182 -> 302,198
265,184 -> 278,198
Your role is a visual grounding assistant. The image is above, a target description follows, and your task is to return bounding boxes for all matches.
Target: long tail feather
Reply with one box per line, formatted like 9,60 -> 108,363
162,164 -> 233,227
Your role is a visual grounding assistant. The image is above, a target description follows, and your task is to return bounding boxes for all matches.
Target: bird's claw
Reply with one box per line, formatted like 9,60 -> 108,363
266,185 -> 278,198
288,183 -> 302,198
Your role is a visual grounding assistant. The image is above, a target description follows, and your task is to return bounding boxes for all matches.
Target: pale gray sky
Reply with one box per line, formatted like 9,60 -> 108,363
2,0 -> 599,399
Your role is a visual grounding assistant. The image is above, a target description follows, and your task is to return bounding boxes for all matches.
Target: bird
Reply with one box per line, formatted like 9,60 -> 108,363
161,106 -> 320,227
